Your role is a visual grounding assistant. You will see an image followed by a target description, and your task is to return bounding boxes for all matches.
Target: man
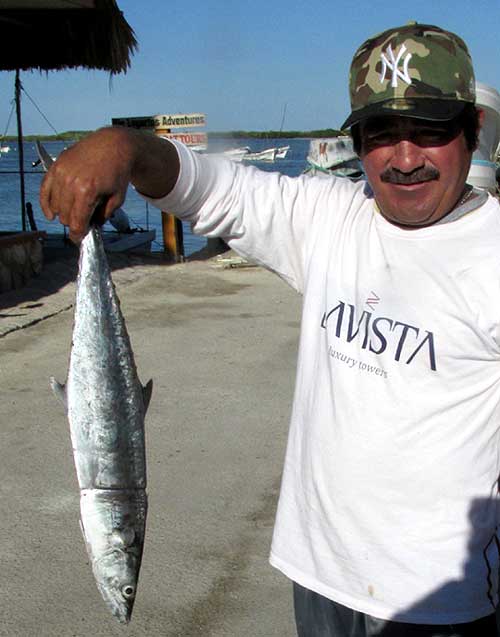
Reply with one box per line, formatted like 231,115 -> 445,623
40,22 -> 500,637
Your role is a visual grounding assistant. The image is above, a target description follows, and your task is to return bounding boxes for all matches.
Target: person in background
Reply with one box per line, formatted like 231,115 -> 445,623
40,22 -> 500,637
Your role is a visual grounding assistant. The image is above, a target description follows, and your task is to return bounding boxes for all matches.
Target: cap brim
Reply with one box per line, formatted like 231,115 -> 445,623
341,98 -> 469,130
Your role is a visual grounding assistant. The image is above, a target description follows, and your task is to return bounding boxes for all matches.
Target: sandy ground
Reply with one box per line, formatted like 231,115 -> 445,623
0,248 -> 301,636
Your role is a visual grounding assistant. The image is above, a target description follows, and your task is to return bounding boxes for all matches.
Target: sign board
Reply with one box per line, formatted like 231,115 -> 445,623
158,132 -> 208,149
111,116 -> 155,130
154,113 -> 206,130
112,113 -> 208,149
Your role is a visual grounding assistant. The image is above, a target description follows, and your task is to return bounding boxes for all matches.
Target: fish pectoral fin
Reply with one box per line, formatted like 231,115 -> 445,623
49,376 -> 67,409
143,379 -> 153,411
78,519 -> 92,550
79,519 -> 87,541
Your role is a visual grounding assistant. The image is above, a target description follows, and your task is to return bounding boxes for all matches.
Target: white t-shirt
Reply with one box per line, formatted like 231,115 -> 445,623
146,140 -> 500,624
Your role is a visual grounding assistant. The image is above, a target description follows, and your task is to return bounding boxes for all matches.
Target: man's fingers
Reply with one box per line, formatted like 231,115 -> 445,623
68,219 -> 90,245
38,129 -> 132,242
66,193 -> 95,243
54,178 -> 80,227
105,192 -> 126,219
39,171 -> 56,220
68,189 -> 105,243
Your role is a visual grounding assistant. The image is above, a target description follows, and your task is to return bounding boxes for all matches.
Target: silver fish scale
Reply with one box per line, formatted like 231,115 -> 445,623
68,228 -> 147,490
51,226 -> 151,623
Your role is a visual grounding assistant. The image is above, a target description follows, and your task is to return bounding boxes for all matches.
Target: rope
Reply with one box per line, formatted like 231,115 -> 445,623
20,85 -> 60,136
1,99 -> 15,143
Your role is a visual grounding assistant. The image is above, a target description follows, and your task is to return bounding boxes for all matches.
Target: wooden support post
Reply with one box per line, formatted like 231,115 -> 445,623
161,211 -> 184,262
15,70 -> 26,232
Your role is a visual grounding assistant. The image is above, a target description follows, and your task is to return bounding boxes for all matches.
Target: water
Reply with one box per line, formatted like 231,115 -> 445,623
0,137 -> 310,256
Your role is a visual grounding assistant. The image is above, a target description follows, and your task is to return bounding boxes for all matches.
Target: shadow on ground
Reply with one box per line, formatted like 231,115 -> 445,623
0,240 -> 230,312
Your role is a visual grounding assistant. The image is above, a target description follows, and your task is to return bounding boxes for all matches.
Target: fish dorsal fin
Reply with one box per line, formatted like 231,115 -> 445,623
49,376 -> 67,409
143,379 -> 153,411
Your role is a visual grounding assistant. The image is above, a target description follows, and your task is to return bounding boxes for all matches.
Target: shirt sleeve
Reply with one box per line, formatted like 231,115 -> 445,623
142,139 -> 344,293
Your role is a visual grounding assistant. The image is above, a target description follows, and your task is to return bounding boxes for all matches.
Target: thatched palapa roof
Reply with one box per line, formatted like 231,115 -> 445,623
0,0 -> 137,74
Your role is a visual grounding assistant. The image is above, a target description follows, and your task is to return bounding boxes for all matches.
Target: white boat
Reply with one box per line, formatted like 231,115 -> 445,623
304,137 -> 364,179
105,208 -> 156,254
103,228 -> 156,253
242,147 -> 277,162
221,146 -> 251,162
189,144 -> 209,152
213,144 -> 288,163
275,145 -> 290,159
43,227 -> 156,255
0,145 -> 10,154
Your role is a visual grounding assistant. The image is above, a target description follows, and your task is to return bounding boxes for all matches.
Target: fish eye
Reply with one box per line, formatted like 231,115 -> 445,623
122,585 -> 135,599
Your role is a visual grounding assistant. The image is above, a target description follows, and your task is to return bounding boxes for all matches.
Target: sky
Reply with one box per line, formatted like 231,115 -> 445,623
1,0 -> 499,135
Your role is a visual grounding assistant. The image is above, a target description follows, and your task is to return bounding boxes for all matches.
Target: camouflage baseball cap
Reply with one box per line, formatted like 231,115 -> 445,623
341,22 -> 476,129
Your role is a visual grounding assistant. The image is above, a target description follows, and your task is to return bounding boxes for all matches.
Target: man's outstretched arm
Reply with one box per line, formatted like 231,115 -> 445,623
39,126 -> 180,243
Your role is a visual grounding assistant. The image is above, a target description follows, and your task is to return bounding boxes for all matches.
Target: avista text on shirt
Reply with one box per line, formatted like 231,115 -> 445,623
321,299 -> 437,372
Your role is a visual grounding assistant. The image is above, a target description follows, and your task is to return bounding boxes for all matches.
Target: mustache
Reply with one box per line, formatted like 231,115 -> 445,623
380,166 -> 440,185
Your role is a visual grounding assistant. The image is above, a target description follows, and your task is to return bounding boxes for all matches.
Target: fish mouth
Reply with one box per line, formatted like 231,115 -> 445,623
93,549 -> 140,624
106,599 -> 134,625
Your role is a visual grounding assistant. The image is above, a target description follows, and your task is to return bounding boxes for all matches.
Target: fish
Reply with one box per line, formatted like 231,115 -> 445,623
50,226 -> 152,623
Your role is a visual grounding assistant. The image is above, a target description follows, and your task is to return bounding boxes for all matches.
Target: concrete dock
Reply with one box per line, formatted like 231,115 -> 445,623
0,248 -> 301,636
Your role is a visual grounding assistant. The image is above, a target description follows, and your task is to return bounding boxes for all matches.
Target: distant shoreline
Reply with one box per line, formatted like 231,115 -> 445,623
1,128 -> 345,143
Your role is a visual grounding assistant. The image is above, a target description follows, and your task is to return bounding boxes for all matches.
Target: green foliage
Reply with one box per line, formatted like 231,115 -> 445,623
1,130 -> 91,142
0,128 -> 347,142
208,129 -> 344,139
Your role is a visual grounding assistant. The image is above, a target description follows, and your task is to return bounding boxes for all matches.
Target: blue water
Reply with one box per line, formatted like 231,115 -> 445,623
0,137 -> 310,256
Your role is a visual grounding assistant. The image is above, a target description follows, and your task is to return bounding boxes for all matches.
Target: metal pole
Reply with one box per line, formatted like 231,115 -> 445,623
15,69 -> 26,231
161,210 -> 184,262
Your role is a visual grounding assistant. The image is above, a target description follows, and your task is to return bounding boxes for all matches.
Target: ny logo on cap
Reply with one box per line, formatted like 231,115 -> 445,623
379,44 -> 413,87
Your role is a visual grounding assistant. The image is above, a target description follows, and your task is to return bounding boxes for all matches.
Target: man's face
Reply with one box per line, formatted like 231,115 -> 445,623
359,115 -> 474,228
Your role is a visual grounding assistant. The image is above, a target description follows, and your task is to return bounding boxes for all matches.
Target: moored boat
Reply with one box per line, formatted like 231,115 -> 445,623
221,146 -> 251,161
304,136 -> 363,180
214,144 -> 289,163
103,228 -> 156,253
275,145 -> 290,159
242,147 -> 277,162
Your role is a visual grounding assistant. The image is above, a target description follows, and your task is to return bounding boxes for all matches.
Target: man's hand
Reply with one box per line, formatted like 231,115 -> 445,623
39,127 -> 180,243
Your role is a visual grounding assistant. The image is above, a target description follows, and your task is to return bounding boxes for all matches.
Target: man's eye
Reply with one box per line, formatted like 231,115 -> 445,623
413,129 -> 452,144
367,133 -> 393,144
417,129 -> 446,138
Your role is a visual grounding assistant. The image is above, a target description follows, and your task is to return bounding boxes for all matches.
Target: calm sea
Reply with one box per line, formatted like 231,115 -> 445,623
0,137 -> 311,256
